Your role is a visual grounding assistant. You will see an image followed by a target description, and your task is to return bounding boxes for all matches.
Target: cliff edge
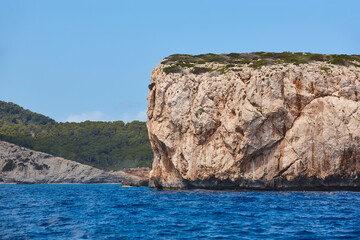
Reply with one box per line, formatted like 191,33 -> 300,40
147,52 -> 360,190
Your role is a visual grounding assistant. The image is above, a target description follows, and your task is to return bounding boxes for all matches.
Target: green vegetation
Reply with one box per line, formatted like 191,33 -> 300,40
216,65 -> 231,74
31,162 -> 50,170
195,108 -> 205,118
148,82 -> 156,90
0,100 -> 153,170
0,101 -> 55,125
163,65 -> 182,74
2,160 -> 16,172
161,52 -> 360,74
320,67 -> 331,71
191,67 -> 213,74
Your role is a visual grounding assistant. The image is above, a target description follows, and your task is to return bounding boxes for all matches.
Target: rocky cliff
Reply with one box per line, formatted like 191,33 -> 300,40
147,52 -> 360,190
0,140 -> 150,185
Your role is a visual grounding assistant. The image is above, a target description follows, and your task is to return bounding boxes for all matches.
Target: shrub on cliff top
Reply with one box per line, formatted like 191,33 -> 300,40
163,65 -> 182,74
161,52 -> 360,73
320,67 -> 331,71
191,67 -> 213,74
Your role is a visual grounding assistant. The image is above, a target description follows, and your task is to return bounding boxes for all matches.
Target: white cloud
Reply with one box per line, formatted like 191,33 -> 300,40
65,111 -> 106,122
64,110 -> 148,123
121,110 -> 147,123
135,110 -> 147,121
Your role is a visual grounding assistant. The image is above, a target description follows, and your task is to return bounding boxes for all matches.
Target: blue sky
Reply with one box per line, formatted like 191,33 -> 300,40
1,0 -> 359,122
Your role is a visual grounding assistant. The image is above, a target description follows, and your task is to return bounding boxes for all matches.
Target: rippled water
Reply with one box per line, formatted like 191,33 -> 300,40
0,185 -> 359,239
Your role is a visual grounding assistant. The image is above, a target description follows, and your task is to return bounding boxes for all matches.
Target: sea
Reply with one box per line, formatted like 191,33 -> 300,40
0,185 -> 359,239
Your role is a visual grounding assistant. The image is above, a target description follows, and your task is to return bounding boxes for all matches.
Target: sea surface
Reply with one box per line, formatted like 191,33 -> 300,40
0,185 -> 359,239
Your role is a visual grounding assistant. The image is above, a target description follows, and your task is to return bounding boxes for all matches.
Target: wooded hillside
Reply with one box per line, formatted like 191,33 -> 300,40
0,101 -> 152,170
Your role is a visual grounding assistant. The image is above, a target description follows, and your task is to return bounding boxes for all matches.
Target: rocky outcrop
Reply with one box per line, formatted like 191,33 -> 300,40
112,167 -> 151,187
0,140 -> 150,185
147,54 -> 360,190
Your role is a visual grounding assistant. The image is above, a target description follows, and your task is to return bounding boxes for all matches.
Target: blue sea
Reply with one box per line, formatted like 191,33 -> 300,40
0,185 -> 359,239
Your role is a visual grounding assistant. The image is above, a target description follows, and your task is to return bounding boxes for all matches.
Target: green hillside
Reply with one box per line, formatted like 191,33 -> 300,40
0,100 -> 153,170
0,101 -> 56,125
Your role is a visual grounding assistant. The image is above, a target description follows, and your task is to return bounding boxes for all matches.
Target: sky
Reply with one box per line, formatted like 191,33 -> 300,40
1,0 -> 359,123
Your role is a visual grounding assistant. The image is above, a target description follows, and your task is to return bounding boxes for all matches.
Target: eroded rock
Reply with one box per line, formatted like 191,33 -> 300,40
147,60 -> 360,190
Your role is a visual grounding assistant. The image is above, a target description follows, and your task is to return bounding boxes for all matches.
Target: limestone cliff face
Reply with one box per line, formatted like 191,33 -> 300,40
147,56 -> 360,189
0,141 -> 150,185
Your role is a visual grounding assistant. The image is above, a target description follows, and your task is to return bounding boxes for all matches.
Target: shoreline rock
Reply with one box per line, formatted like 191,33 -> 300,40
0,140 -> 150,185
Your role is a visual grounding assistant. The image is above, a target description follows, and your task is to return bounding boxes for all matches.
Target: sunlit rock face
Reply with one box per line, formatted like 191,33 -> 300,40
147,55 -> 360,190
